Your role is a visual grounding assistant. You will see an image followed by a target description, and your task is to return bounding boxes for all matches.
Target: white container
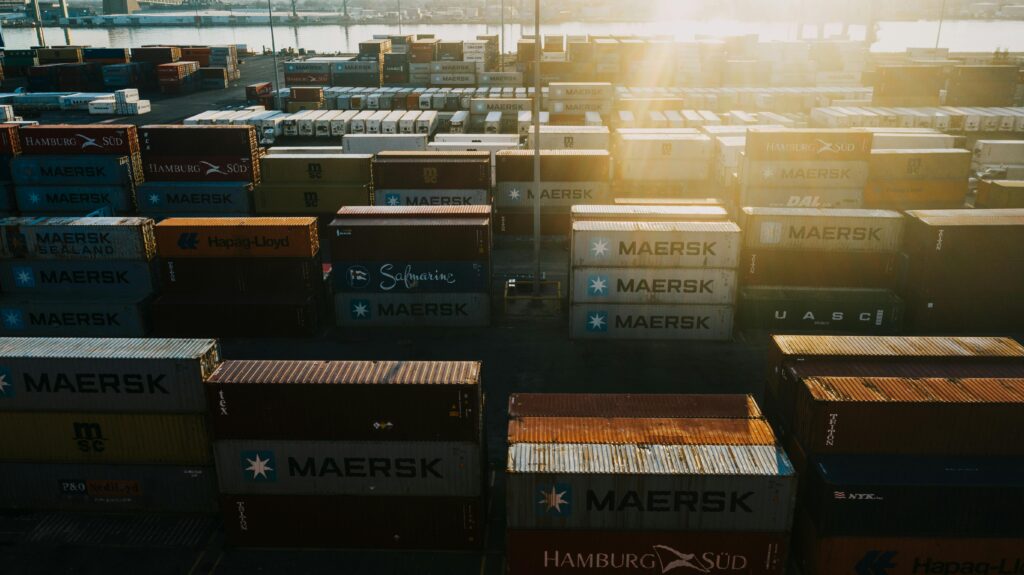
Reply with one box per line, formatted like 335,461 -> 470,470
349,110 -> 375,134
382,110 -> 405,134
448,110 -> 469,134
484,111 -> 502,134
365,110 -> 389,134
87,99 -> 116,115
399,110 -> 422,134
527,126 -> 610,150
342,134 -> 428,154
571,220 -> 741,268
571,267 -> 738,305
570,303 -> 734,341
416,110 -> 438,135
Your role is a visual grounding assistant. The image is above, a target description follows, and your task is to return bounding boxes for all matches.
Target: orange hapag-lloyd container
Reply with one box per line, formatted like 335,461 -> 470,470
154,217 -> 318,258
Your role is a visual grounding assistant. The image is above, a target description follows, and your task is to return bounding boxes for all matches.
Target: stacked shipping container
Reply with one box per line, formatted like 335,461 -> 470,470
0,337 -> 220,512
372,150 -> 491,207
737,208 -> 905,334
330,206 -> 492,328
0,125 -> 21,214
0,216 -> 156,337
208,360 -> 484,548
762,335 -> 1024,575
256,152 -> 372,216
505,393 -> 796,574
865,148 -> 971,209
150,217 -> 326,337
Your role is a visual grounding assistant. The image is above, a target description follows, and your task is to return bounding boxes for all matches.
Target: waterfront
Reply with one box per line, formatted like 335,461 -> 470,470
4,18 -> 1024,53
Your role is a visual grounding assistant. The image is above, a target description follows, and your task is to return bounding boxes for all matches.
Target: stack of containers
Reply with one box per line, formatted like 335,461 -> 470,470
102,63 -> 143,89
463,40 -> 488,75
737,208 -> 906,335
762,335 -> 1024,575
431,61 -> 476,88
13,124 -> 144,215
740,129 -> 872,209
614,131 -> 714,200
286,86 -> 324,112
332,59 -> 383,88
209,45 -> 240,81
113,88 -> 150,116
137,125 -> 260,216
975,179 -> 1024,208
0,125 -> 21,215
900,208 -> 1024,333
255,152 -> 372,217
505,393 -> 796,575
150,217 -> 326,337
372,151 -> 490,207
408,39 -> 439,85
547,82 -> 614,120
156,61 -> 199,94
971,140 -> 1024,177
283,60 -> 331,87
330,206 -> 491,328
569,210 -> 740,340
0,216 -> 156,337
495,150 -> 611,238
865,149 -> 972,209
0,337 -> 220,513
207,359 -> 484,548
382,52 -> 409,86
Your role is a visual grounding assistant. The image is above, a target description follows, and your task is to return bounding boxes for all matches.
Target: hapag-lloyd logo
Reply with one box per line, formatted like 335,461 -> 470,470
542,546 -> 751,573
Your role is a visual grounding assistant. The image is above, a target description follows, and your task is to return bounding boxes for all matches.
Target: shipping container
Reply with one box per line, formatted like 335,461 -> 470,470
863,179 -> 967,210
0,462 -> 216,513
373,152 -> 490,189
495,182 -> 612,209
868,148 -> 972,179
903,294 -> 1024,333
506,442 -> 794,531
739,187 -> 863,209
508,393 -> 763,419
0,412 -> 209,464
738,248 -> 899,288
160,257 -> 322,296
373,189 -> 489,207
572,267 -> 736,305
15,185 -> 135,215
342,134 -> 428,154
570,303 -> 734,341
738,287 -> 903,333
333,260 -> 488,294
975,180 -> 1024,208
220,494 -> 481,549
137,182 -> 254,215
0,125 -> 23,156
334,206 -> 492,220
213,440 -> 481,496
335,292 -> 490,327
740,207 -> 903,251
206,360 -> 481,442
743,161 -> 869,189
506,529 -> 787,575
571,205 -> 728,221
150,293 -> 324,338
0,217 -> 155,261
507,417 -> 776,445
19,124 -> 140,156
0,296 -> 150,337
572,221 -> 740,268
0,260 -> 156,297
496,149 -> 611,181
143,155 -> 256,183
902,209 -> 1024,261
745,128 -> 872,162
154,217 -> 318,259
254,184 -> 370,215
330,217 -> 490,261
12,155 -> 137,187
139,124 -> 259,157
259,154 -> 372,184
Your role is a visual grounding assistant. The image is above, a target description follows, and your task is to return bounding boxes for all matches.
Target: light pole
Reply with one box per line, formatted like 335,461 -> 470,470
268,0 -> 282,110
935,0 -> 947,49
500,0 -> 505,71
531,0 -> 540,294
397,0 -> 402,34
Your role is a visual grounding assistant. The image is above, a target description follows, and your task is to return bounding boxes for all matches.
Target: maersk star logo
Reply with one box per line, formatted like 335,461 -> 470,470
1,309 -> 24,330
507,188 -> 521,201
384,193 -> 401,206
0,367 -> 13,397
590,239 -> 609,257
537,484 -> 571,515
586,311 -> 608,332
241,451 -> 276,481
148,194 -> 160,205
12,267 -> 35,288
761,166 -> 775,180
587,275 -> 608,296
350,299 -> 371,320
28,194 -> 41,205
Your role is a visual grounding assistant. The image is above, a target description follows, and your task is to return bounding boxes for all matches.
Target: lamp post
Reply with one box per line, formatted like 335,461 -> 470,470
935,0 -> 947,49
268,0 -> 282,110
531,0 -> 540,294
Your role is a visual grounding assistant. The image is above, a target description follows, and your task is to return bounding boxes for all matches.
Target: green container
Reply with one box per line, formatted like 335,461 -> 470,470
738,286 -> 904,334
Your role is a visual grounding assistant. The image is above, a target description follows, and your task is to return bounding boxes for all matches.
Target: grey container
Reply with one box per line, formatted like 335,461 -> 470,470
742,160 -> 870,189
0,337 -> 218,413
506,443 -> 796,531
496,182 -> 612,209
739,187 -> 863,209
0,296 -> 151,337
571,267 -> 737,305
572,221 -> 740,268
213,440 -> 482,497
11,155 -> 136,187
0,217 -> 156,261
570,303 -> 734,340
335,292 -> 490,327
374,189 -> 490,207
342,134 -> 428,154
0,462 -> 217,513
741,207 -> 904,252
0,260 -> 156,297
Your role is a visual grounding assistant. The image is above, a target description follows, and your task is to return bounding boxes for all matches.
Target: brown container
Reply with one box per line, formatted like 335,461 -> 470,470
793,375 -> 1024,455
745,129 -> 872,162
863,179 -> 967,210
868,149 -> 971,180
795,512 -> 1024,575
506,529 -> 787,575
373,152 -> 490,190
143,155 -> 258,183
206,360 -> 482,442
335,205 -> 491,219
903,209 -> 1024,262
739,249 -> 900,288
154,217 -> 318,258
496,149 -> 611,182
283,72 -> 330,86
0,124 -> 22,156
259,154 -> 372,185
507,416 -> 776,445
131,46 -> 182,63
150,293 -> 324,338
329,216 -> 490,261
19,124 -> 140,156
495,210 -> 571,236
289,86 -> 324,102
221,494 -> 482,549
139,125 -> 259,157
508,393 -> 763,419
976,180 -> 1024,209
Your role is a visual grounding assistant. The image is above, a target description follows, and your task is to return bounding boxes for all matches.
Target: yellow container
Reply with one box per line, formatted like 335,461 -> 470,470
254,183 -> 371,216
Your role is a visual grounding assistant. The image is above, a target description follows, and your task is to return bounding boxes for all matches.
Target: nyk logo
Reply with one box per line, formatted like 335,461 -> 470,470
177,233 -> 199,250
834,491 -> 884,501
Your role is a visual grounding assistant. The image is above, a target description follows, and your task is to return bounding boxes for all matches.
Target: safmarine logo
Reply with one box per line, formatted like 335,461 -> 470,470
586,275 -> 609,296
347,266 -> 370,289
585,311 -> 608,332
856,551 -> 896,575
12,266 -> 35,288
1,308 -> 25,330
177,233 -> 199,250
350,299 -> 372,320
241,451 -> 276,482
384,193 -> 401,206
537,484 -> 572,515
0,366 -> 14,398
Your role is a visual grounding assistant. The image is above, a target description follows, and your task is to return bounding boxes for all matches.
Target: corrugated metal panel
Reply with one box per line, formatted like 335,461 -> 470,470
0,337 -> 218,413
906,208 -> 1024,226
0,413 -> 210,464
154,217 -> 319,259
0,463 -> 217,512
508,417 -> 776,445
570,205 -> 728,221
571,304 -> 734,341
373,189 -> 489,207
11,156 -> 136,187
0,260 -> 156,297
213,440 -> 481,496
507,529 -> 787,575
0,217 -> 156,261
788,359 -> 1024,380
572,221 -> 741,268
508,393 -> 763,419
210,359 -> 479,385
137,181 -> 254,215
738,287 -> 904,334
16,186 -> 134,215
24,513 -> 217,547
745,128 -> 872,161
739,249 -> 899,288
0,296 -> 151,337
743,161 -> 870,189
771,335 -> 1024,358
161,257 -> 322,296
572,267 -> 737,305
804,376 -> 1024,403
151,293 -> 324,338
494,182 -> 612,209
221,494 -> 482,549
740,207 -> 903,251
335,205 -> 491,218
507,443 -> 793,476
335,293 -> 490,327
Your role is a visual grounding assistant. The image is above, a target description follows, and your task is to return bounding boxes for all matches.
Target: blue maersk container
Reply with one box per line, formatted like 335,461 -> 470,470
11,155 -> 136,187
332,261 -> 490,293
0,296 -> 151,337
15,185 -> 135,214
0,260 -> 157,297
136,182 -> 254,216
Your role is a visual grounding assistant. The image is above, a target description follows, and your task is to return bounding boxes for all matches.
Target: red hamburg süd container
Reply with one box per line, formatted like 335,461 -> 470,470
19,124 -> 140,156
143,156 -> 257,183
